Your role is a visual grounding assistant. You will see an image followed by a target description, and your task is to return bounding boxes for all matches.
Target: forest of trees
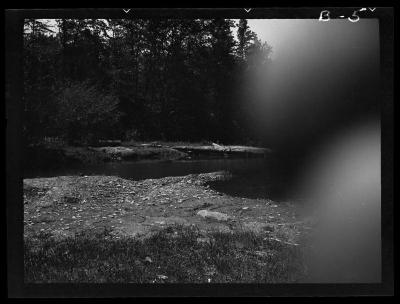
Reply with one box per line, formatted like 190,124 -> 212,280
23,19 -> 271,146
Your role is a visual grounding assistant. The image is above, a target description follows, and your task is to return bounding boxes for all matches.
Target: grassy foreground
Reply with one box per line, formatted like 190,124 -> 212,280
24,225 -> 307,283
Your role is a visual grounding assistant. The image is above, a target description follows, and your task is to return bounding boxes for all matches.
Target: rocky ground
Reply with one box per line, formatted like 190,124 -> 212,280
23,171 -> 315,283
24,171 -> 312,245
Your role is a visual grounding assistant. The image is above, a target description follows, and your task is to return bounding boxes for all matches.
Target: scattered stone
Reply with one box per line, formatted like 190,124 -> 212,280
254,250 -> 271,258
196,237 -> 211,244
235,241 -> 244,249
24,172 -> 302,244
263,225 -> 275,232
156,275 -> 168,280
32,214 -> 56,223
63,196 -> 80,204
144,256 -> 153,264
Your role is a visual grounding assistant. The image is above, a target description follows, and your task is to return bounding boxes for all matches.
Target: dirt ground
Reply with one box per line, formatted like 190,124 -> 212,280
23,172 -> 313,246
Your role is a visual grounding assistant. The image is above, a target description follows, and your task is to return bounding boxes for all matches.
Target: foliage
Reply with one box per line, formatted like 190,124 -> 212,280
23,18 -> 272,145
53,82 -> 121,144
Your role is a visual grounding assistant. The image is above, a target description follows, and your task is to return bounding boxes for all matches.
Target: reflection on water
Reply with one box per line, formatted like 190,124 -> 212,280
25,158 -> 265,179
206,172 -> 291,201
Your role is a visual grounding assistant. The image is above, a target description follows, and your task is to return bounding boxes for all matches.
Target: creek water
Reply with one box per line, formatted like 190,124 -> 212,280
25,158 -> 264,179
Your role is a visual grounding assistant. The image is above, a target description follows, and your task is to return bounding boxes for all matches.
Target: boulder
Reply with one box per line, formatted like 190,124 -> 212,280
197,210 -> 230,221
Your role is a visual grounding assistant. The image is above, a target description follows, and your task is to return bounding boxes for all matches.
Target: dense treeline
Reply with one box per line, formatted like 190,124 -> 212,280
23,19 -> 271,146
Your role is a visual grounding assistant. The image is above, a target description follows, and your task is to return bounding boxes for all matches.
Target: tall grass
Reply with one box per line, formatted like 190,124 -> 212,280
24,225 -> 307,283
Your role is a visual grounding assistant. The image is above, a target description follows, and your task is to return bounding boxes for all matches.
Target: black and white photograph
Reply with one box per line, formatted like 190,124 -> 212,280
6,7 -> 394,297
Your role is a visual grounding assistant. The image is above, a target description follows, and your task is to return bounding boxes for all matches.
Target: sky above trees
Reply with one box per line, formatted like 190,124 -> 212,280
33,18 -> 379,60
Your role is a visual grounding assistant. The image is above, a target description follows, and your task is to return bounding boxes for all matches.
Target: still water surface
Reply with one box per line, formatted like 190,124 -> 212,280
25,158 -> 266,180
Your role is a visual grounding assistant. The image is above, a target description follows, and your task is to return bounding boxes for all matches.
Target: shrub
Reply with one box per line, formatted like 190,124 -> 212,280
53,82 -> 121,145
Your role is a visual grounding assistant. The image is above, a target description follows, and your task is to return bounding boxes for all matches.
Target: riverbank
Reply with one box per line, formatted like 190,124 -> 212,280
24,142 -> 272,173
24,172 -> 312,283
